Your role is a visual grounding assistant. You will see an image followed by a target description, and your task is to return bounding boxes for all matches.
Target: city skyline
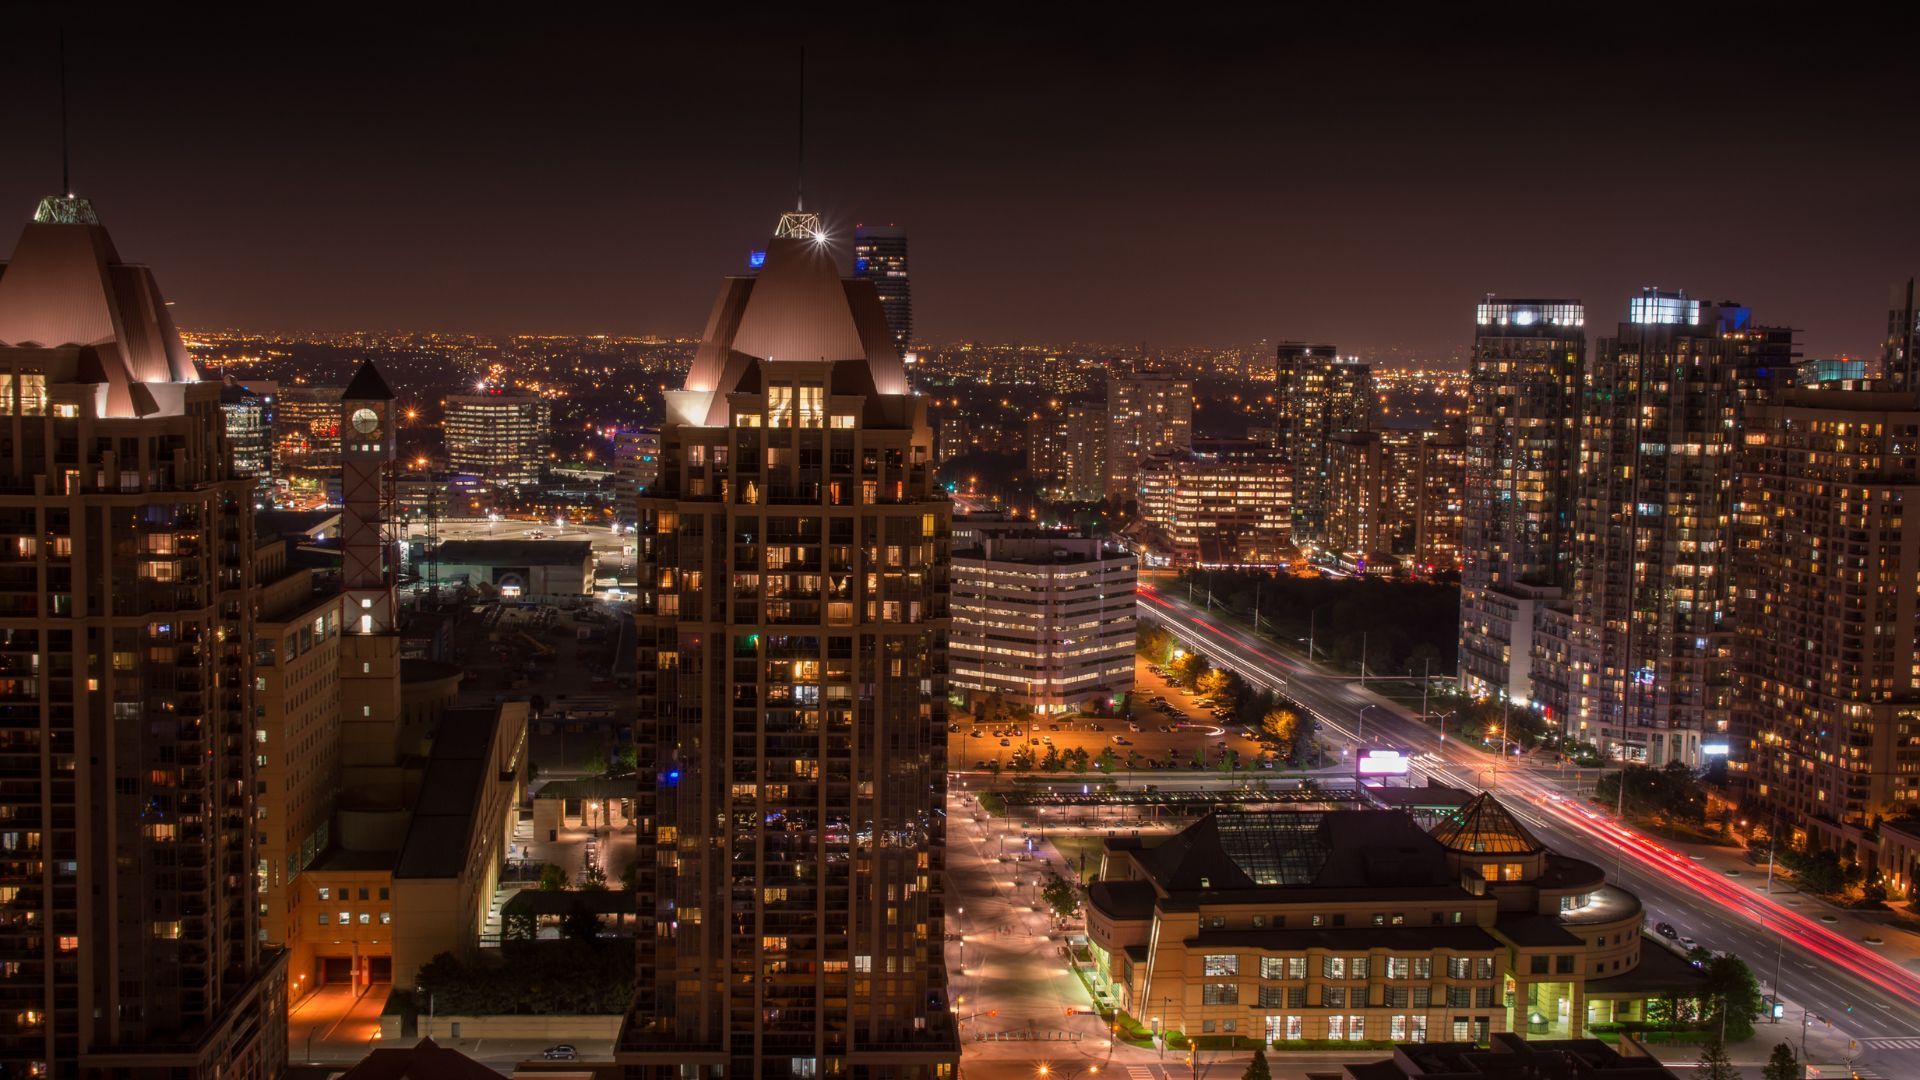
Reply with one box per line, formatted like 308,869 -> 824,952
1,9 -> 1915,359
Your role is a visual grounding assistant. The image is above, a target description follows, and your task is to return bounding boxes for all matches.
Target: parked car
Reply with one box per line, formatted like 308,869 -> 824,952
543,1045 -> 578,1061
1655,922 -> 1677,939
1127,721 -> 1141,732
1111,736 -> 1132,745
1678,936 -> 1697,949
999,739 -> 1010,747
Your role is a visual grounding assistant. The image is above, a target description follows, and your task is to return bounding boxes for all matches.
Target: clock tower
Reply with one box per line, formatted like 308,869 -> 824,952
338,360 -> 405,774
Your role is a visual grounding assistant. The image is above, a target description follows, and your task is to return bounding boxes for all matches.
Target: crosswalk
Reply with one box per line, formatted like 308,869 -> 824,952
1127,1069 -> 1157,1080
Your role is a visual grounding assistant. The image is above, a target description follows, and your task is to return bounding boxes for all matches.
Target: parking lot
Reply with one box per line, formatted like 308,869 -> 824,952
946,656 -> 1277,774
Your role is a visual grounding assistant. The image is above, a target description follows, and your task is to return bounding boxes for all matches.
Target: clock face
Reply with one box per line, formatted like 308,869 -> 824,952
350,408 -> 381,435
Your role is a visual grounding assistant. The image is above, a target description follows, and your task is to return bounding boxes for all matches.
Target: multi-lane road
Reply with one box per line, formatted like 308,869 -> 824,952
1139,584 -> 1920,1078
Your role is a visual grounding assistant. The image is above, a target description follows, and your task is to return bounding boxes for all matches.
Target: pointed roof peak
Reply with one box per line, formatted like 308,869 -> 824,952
1429,792 -> 1544,855
343,360 -> 395,401
34,195 -> 98,225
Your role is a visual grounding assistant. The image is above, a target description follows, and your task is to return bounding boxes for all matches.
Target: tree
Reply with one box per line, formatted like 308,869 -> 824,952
1097,747 -> 1118,773
1039,873 -> 1079,919
1701,953 -> 1763,1043
503,909 -> 537,943
1695,1037 -> 1737,1080
1041,744 -> 1062,772
1762,1041 -> 1799,1080
1262,708 -> 1300,760
1137,624 -> 1176,666
538,862 -> 568,891
581,747 -> 607,776
580,863 -> 608,891
1217,748 -> 1240,774
1241,1047 -> 1272,1080
1196,668 -> 1231,702
609,745 -> 638,776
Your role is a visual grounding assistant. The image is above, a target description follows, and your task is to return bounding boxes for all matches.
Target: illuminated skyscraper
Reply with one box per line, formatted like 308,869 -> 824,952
443,384 -> 550,488
853,225 -> 911,352
1272,343 -> 1373,547
1733,388 -> 1920,852
625,210 -> 956,1076
1562,289 -> 1794,765
0,195 -> 286,1079
1457,298 -> 1584,704
1104,371 -> 1193,496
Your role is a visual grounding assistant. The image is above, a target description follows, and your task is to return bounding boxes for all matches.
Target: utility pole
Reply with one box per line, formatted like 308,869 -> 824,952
1421,656 -> 1432,720
1360,631 -> 1368,686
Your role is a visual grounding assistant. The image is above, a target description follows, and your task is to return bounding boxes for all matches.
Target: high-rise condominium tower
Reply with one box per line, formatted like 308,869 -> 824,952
624,210 -> 957,1077
1103,371 -> 1193,496
0,195 -> 285,1079
1273,343 -> 1373,548
1733,388 -> 1920,852
1566,289 -> 1794,765
853,225 -> 911,352
1457,299 -> 1585,704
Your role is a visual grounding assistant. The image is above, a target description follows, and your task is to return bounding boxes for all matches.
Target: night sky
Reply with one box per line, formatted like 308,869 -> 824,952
2,6 -> 1915,362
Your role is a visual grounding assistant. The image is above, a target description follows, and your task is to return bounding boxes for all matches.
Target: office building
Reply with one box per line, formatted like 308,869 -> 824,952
1457,298 -> 1585,704
625,209 -> 957,1076
951,534 -> 1136,713
443,384 -> 550,488
220,379 -> 275,495
272,383 -> 343,484
1105,371 -> 1193,496
1137,446 -> 1292,567
0,194 -> 286,1079
1564,290 -> 1794,764
1083,795 -> 1693,1047
1273,344 -> 1373,548
853,225 -> 911,352
1733,388 -> 1920,857
1026,404 -> 1109,502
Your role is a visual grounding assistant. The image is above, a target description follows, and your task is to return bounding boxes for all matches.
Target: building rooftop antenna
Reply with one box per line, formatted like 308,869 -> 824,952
59,23 -> 70,196
795,46 -> 806,213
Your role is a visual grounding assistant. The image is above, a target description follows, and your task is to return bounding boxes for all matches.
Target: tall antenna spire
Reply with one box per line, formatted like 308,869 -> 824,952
772,46 -> 823,242
795,46 -> 806,213
59,22 -> 70,195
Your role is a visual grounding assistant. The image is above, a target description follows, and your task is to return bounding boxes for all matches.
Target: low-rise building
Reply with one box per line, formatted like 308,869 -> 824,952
436,539 -> 595,597
1084,795 -> 1696,1048
292,701 -> 528,992
951,534 -> 1136,713
1137,447 -> 1292,567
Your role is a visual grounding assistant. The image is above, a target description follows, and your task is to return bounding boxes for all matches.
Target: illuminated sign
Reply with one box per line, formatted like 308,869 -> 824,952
748,250 -> 767,269
1356,749 -> 1412,777
1701,743 -> 1730,756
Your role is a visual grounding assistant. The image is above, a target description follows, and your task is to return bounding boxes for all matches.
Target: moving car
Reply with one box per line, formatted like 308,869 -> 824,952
1655,922 -> 1677,939
1110,735 -> 1132,745
543,1046 -> 578,1061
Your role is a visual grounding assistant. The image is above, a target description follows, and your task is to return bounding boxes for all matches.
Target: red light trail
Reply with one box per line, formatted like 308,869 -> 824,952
1140,584 -> 1920,1008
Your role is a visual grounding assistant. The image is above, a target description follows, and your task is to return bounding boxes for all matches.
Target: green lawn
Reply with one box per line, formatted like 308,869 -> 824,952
1049,833 -> 1109,883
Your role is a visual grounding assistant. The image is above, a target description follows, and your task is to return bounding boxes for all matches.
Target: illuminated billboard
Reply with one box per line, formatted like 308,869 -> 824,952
1356,748 -> 1412,777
